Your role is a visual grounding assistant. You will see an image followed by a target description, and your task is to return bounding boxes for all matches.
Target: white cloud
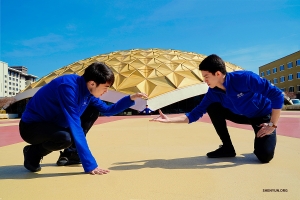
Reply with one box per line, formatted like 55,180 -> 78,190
221,43 -> 299,73
66,24 -> 77,31
3,33 -> 76,57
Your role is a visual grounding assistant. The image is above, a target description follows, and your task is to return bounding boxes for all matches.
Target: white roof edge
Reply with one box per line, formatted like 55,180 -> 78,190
147,83 -> 208,111
14,83 -> 209,111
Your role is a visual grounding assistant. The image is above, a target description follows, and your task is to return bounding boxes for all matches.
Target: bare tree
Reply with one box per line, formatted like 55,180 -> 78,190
284,91 -> 296,99
0,97 -> 16,110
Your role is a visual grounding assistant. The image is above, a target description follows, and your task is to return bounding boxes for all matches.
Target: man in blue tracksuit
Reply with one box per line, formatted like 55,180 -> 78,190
151,54 -> 283,163
19,62 -> 147,174
140,105 -> 153,115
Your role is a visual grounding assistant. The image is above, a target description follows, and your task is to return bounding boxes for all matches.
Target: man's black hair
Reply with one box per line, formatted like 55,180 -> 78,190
82,62 -> 115,86
199,54 -> 227,75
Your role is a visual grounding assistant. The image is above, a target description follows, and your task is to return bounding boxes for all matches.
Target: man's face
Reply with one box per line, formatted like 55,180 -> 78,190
88,81 -> 110,98
201,70 -> 219,88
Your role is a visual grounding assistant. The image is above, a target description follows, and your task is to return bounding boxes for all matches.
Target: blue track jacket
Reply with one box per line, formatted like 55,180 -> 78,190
186,71 -> 284,123
22,74 -> 135,172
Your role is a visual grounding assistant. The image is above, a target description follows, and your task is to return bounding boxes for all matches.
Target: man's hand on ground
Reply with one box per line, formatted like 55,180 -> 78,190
150,110 -> 170,123
89,167 -> 110,175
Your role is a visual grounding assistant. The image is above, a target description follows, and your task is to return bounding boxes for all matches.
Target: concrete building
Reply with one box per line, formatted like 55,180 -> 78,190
259,51 -> 300,98
0,61 -> 38,97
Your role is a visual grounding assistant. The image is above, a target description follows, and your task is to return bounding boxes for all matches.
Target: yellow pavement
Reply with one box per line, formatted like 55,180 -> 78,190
0,116 -> 299,200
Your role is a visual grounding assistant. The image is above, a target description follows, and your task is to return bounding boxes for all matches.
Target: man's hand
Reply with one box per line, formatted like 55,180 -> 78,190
130,93 -> 148,100
256,123 -> 276,138
150,110 -> 170,123
89,167 -> 110,175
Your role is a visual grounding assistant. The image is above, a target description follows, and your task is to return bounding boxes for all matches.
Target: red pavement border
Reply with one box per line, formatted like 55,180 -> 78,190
0,112 -> 299,147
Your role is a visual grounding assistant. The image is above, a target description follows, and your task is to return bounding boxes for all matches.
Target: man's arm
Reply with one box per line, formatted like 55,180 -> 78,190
150,110 -> 189,123
57,84 -> 98,173
270,108 -> 281,126
90,93 -> 147,116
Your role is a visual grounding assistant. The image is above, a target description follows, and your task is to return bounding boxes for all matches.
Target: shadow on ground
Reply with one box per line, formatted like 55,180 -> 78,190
0,163 -> 84,179
109,153 -> 262,171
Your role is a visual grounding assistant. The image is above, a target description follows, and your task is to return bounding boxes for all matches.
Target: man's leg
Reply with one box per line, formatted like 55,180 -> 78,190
250,115 -> 276,163
206,103 -> 250,158
57,105 -> 100,166
19,120 -> 72,172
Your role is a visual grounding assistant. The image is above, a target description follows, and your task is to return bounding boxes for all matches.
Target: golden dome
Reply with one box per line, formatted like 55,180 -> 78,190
23,48 -> 242,99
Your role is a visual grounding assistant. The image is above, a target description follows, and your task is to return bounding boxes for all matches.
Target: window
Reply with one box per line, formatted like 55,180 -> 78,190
272,68 -> 277,73
296,59 -> 300,66
266,70 -> 271,75
298,85 -> 300,92
287,62 -> 293,69
289,86 -> 294,92
297,72 -> 300,79
288,74 -> 293,81
9,82 -> 11,85
279,65 -> 284,71
261,72 -> 265,77
273,78 -> 278,84
280,76 -> 285,82
281,88 -> 286,92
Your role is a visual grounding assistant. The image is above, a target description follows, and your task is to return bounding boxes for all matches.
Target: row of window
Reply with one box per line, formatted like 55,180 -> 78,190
281,86 -> 300,93
4,87 -> 20,91
261,59 -> 300,77
7,82 -> 19,86
8,71 -> 20,77
271,72 -> 300,84
3,91 -> 17,95
5,77 -> 21,82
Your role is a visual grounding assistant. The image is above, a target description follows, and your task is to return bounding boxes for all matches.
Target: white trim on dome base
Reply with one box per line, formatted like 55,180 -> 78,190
14,83 -> 209,112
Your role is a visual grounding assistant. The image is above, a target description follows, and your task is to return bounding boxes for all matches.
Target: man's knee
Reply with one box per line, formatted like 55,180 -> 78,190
254,150 -> 274,163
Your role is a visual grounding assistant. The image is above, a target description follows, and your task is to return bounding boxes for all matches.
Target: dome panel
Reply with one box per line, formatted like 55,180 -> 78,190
22,48 -> 243,99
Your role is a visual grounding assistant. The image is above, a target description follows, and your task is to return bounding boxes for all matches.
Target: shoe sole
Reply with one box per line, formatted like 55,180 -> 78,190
207,153 -> 236,158
57,157 -> 81,166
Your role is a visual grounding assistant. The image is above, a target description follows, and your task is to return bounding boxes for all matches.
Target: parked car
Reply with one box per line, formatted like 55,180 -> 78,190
291,99 -> 300,105
285,98 -> 300,110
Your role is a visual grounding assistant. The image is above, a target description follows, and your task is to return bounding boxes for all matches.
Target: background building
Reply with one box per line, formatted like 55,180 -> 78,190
259,51 -> 300,98
0,61 -> 38,97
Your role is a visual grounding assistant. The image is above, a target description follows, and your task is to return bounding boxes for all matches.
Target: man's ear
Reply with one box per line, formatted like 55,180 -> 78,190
215,71 -> 223,77
87,81 -> 96,88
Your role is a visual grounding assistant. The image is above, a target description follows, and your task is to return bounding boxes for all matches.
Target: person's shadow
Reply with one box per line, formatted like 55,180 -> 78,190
0,163 -> 85,180
109,153 -> 261,171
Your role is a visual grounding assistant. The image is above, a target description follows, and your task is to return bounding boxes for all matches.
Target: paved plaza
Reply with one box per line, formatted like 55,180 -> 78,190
0,111 -> 299,200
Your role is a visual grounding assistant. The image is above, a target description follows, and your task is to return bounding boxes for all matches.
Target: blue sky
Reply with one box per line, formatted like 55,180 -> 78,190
1,0 -> 300,78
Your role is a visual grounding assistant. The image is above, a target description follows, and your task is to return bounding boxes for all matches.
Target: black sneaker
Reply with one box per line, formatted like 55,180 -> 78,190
207,145 -> 236,158
23,145 -> 43,172
56,151 -> 81,166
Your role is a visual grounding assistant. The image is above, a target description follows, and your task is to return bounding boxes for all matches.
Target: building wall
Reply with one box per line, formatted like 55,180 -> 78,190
0,61 -> 9,97
0,63 -> 38,97
259,51 -> 300,96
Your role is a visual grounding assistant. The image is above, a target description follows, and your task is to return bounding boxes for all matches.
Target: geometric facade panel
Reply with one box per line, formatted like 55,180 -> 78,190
22,49 -> 243,99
